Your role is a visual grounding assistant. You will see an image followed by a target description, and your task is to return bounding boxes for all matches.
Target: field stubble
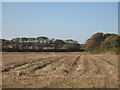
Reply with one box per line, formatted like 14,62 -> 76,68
2,52 -> 118,88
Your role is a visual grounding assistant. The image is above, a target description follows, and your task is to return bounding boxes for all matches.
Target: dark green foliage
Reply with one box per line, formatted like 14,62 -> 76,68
101,35 -> 120,48
54,39 -> 65,49
2,32 -> 119,53
1,36 -> 82,52
85,33 -> 104,51
85,32 -> 120,54
64,44 -> 81,50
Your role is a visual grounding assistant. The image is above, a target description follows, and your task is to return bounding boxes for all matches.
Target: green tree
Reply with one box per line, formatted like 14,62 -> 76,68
54,39 -> 64,49
86,32 -> 104,51
101,35 -> 120,49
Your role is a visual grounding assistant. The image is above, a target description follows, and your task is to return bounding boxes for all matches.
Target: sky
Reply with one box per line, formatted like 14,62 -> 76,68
2,2 -> 118,43
0,2 -> 2,39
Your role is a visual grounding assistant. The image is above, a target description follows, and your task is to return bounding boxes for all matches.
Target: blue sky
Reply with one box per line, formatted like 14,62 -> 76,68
0,2 -> 2,39
2,2 -> 118,43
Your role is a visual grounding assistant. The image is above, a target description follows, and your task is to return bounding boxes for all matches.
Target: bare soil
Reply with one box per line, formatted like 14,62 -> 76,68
2,52 -> 118,88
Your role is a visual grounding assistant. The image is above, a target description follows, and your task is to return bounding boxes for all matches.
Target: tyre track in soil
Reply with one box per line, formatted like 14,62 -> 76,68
43,54 -> 100,88
5,56 -> 66,76
83,55 -> 102,75
34,56 -> 72,76
30,56 -> 66,74
2,53 -> 118,88
80,55 -> 92,76
87,55 -> 118,88
23,55 -> 79,88
37,55 -> 78,76
63,54 -> 89,77
88,55 -> 115,76
2,56 -> 67,88
61,55 -> 81,74
95,55 -> 117,75
62,55 -> 106,88
31,56 -> 76,80
98,55 -> 118,66
52,55 -> 89,76
95,56 -> 117,68
2,56 -> 53,73
38,55 -> 82,88
84,56 -> 99,75
85,55 -> 108,87
71,54 -> 99,76
49,55 -> 80,75
69,55 -> 90,75
76,55 -> 89,76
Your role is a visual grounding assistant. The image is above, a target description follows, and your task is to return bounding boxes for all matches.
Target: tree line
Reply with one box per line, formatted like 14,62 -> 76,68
1,36 -> 82,52
84,33 -> 120,54
1,32 -> 119,54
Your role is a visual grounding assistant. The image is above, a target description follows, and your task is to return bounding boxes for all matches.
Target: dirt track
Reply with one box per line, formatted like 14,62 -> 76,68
2,52 -> 118,88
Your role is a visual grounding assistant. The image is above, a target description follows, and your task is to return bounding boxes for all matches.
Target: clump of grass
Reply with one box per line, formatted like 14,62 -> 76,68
44,70 -> 49,74
92,69 -> 97,74
28,61 -> 33,66
5,66 -> 11,69
64,80 -> 73,86
23,56 -> 26,58
4,64 -> 16,70
72,86 -> 80,88
80,70 -> 85,75
7,71 -> 16,76
89,59 -> 98,74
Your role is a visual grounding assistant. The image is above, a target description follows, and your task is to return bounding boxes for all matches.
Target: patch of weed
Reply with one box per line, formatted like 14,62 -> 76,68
92,69 -> 97,74
28,61 -> 33,66
7,71 -> 16,76
23,56 -> 26,58
44,70 -> 49,74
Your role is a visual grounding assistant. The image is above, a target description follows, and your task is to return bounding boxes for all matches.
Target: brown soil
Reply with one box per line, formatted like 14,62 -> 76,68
2,52 -> 118,88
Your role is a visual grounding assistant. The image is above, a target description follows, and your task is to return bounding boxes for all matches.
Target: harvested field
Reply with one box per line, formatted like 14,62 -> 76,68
2,52 -> 118,88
